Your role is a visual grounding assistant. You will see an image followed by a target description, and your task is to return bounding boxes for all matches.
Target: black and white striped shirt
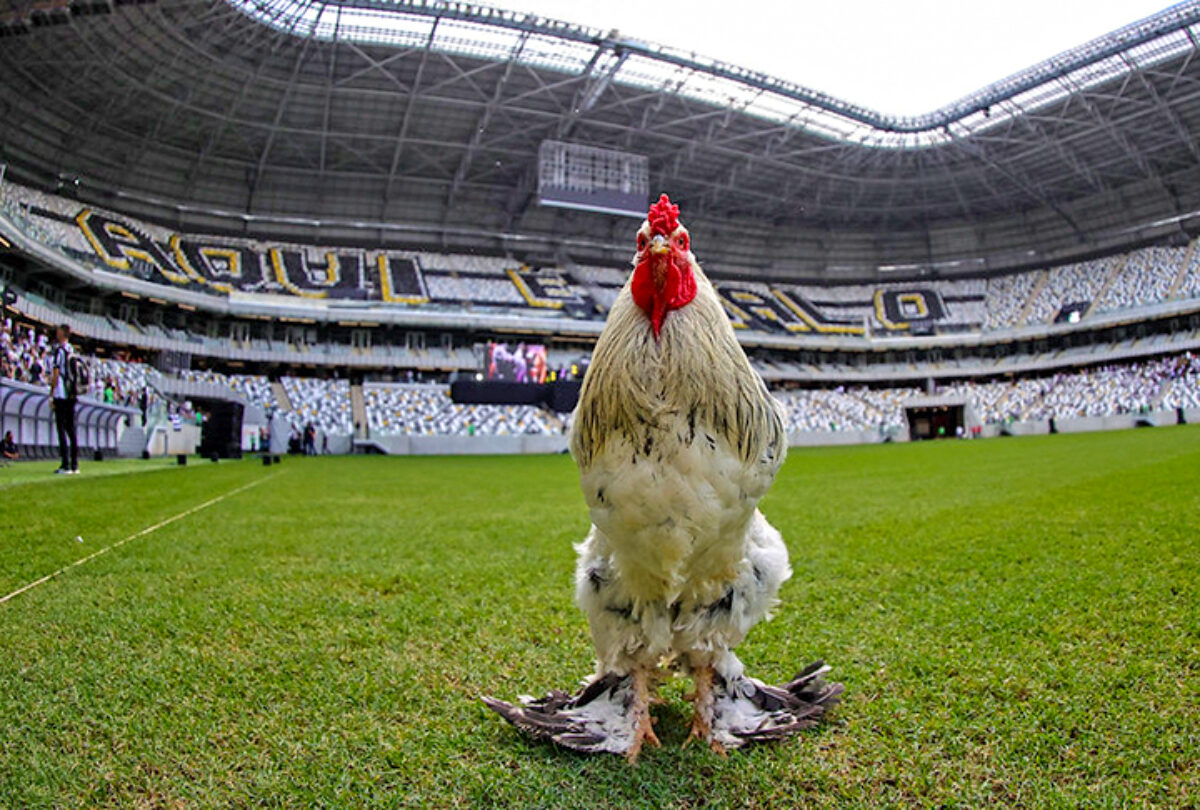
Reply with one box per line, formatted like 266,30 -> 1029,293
51,343 -> 73,400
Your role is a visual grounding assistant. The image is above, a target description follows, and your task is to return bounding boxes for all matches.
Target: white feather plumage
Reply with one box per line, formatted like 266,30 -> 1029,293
483,213 -> 840,758
570,251 -> 790,680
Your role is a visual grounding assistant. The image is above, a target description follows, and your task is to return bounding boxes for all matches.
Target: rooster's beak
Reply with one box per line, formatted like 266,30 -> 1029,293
648,235 -> 670,290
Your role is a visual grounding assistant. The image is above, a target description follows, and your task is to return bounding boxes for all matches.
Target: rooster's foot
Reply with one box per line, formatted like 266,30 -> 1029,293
707,660 -> 844,750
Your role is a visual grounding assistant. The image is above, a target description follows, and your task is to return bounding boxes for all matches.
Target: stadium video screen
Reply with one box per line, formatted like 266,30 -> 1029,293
486,342 -> 548,384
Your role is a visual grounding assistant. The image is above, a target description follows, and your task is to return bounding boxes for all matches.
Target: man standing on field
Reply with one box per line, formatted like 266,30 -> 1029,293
48,324 -> 79,475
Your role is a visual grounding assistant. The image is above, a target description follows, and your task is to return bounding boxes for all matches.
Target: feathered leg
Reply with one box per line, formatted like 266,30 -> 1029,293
483,527 -> 669,759
624,664 -> 661,764
482,671 -> 647,755
706,657 -> 843,749
683,662 -> 726,755
675,512 -> 843,751
481,664 -> 663,759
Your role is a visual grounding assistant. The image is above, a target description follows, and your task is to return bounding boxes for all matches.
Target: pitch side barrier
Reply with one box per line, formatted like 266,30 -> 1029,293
352,409 -> 1198,455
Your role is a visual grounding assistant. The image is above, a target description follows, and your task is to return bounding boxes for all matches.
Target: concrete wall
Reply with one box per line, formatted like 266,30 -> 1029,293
362,430 -> 902,454
1053,413 -> 1141,434
997,420 -> 1051,437
1052,409 -> 1182,434
988,409 -> 1187,437
324,433 -> 354,455
787,428 -> 903,447
148,424 -> 200,456
359,434 -> 569,456
346,410 -> 1198,456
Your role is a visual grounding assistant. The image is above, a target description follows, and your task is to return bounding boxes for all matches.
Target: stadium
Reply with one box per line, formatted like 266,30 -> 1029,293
0,0 -> 1197,804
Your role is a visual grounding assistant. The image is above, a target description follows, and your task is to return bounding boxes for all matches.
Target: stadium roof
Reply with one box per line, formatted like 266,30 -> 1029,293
2,0 -> 1200,278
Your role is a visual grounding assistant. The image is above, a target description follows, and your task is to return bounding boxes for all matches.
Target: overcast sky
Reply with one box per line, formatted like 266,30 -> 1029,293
485,0 -> 1174,115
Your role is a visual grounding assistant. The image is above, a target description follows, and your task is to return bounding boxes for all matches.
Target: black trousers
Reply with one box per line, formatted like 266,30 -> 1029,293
54,397 -> 78,470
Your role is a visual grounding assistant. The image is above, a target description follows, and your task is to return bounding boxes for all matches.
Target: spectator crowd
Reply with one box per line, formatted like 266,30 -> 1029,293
773,352 -> 1200,433
4,316 -> 1199,445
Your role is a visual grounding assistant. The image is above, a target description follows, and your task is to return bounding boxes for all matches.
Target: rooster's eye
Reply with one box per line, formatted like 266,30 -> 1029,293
637,234 -> 648,250
677,235 -> 688,250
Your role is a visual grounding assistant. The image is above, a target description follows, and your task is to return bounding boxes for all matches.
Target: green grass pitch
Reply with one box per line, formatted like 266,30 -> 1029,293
1,427 -> 1198,807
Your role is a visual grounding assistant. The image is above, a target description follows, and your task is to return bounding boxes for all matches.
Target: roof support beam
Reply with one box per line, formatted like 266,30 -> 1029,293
502,43 -> 625,229
247,32 -> 319,205
444,32 -> 529,212
1065,82 -> 1154,178
355,0 -> 1200,134
380,16 -> 439,216
1125,54 -> 1200,165
333,44 -> 414,93
957,137 -> 1085,240
319,6 -> 343,178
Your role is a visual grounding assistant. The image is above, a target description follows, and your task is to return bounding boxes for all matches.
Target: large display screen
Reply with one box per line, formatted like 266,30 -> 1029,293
537,140 -> 648,218
486,342 -> 548,384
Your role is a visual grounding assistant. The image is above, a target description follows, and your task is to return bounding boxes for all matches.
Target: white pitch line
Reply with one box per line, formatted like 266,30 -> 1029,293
0,472 -> 281,607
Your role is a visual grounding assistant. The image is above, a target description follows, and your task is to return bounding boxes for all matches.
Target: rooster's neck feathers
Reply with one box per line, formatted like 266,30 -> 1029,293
571,263 -> 785,472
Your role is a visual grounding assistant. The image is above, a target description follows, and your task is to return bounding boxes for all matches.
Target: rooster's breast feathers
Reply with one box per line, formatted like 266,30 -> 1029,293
571,265 -> 785,477
569,265 -> 786,604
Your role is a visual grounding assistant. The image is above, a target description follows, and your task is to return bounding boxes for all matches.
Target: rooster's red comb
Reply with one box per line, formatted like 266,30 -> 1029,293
647,194 -> 680,236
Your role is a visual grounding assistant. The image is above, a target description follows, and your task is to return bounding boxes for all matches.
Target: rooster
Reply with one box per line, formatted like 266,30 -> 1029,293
483,195 -> 841,761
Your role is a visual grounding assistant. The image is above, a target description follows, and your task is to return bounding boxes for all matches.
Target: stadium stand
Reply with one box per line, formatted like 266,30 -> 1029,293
1097,248 -> 1181,314
364,384 -> 565,437
775,386 -> 917,434
281,377 -> 353,436
5,182 -> 1200,341
1179,246 -> 1200,301
1023,258 -> 1117,326
177,369 -> 277,412
0,317 -> 52,386
89,357 -> 157,407
2,200 -> 1198,453
1159,353 -> 1200,411
1023,362 -> 1166,421
984,272 -> 1042,330
770,353 -> 1198,434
